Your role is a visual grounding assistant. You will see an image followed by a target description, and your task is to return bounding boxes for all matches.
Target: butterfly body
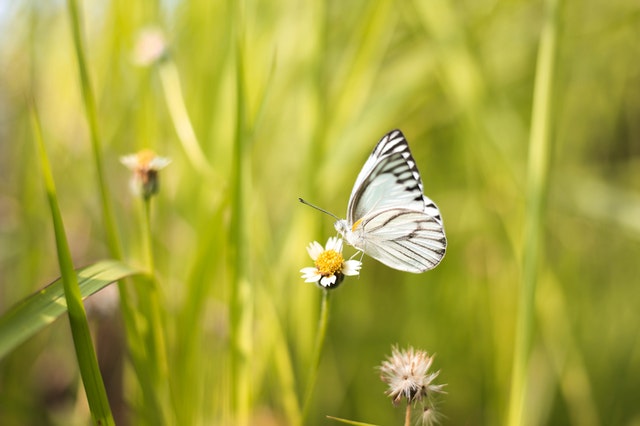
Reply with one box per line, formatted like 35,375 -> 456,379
335,129 -> 446,273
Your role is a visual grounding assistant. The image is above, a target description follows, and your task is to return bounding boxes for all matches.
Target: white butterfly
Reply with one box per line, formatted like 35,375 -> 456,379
332,129 -> 446,273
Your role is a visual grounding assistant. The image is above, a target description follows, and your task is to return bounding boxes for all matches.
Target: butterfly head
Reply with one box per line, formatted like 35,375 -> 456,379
334,219 -> 363,249
334,219 -> 349,237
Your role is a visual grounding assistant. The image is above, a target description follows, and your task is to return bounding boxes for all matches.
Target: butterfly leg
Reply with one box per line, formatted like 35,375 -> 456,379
348,251 -> 365,263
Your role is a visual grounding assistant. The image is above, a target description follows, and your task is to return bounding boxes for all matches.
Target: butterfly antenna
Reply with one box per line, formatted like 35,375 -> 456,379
298,198 -> 340,220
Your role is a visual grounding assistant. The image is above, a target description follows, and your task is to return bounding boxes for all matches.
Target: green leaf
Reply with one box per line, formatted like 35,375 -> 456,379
0,260 -> 140,360
326,415 -> 380,426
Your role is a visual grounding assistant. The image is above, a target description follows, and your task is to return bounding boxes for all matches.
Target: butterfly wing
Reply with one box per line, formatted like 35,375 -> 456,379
346,129 -> 442,223
344,129 -> 446,273
354,208 -> 446,273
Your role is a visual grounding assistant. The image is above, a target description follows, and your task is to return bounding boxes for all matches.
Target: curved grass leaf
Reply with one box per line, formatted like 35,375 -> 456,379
0,260 -> 140,360
326,416 -> 380,426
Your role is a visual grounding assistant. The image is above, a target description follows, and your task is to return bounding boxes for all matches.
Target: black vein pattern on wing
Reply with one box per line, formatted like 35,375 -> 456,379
365,238 -> 443,272
348,129 -> 446,227
360,209 -> 446,264
380,130 -> 444,223
389,240 -> 440,268
349,151 -> 426,221
364,209 -> 441,235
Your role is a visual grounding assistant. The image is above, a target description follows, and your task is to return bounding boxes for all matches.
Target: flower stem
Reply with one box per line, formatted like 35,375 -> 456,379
302,289 -> 331,423
139,198 -> 171,422
142,199 -> 169,370
405,402 -> 412,426
142,198 -> 155,274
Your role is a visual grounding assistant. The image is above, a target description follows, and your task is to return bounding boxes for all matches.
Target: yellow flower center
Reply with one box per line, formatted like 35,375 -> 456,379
315,249 -> 344,276
137,149 -> 158,168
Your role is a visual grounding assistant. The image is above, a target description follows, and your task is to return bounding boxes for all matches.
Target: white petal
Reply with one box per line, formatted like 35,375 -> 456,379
149,157 -> 171,170
300,267 -> 321,282
342,260 -> 362,276
320,275 -> 336,287
304,274 -> 322,283
120,154 -> 139,169
306,241 -> 324,260
325,237 -> 343,253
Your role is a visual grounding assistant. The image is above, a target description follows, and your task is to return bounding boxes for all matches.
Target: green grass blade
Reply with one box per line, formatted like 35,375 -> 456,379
31,105 -> 115,425
66,0 -> 120,258
65,2 -> 151,419
507,0 -> 561,424
229,8 -> 253,423
0,260 -> 140,360
159,59 -> 213,176
326,416 -> 380,426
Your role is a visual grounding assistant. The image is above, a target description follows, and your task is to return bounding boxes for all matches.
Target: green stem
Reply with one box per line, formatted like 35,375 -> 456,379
302,289 -> 331,423
140,198 -> 171,421
507,0 -> 560,424
31,104 -> 114,426
142,199 -> 155,274
228,5 -> 253,423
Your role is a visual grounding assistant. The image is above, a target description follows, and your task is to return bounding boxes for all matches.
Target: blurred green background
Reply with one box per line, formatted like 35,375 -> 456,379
1,0 -> 639,425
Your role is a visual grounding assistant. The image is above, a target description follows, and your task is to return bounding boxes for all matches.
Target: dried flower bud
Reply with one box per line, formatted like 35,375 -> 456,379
121,150 -> 170,199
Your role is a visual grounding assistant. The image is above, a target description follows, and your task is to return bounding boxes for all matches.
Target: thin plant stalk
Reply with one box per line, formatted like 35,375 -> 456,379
142,199 -> 155,274
405,402 -> 411,426
138,197 -> 171,421
228,13 -> 253,424
31,104 -> 115,426
141,199 -> 169,379
507,0 -> 560,424
302,289 -> 331,423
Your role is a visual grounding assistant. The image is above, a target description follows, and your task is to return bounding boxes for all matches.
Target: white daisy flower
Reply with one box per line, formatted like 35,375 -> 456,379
300,237 -> 362,289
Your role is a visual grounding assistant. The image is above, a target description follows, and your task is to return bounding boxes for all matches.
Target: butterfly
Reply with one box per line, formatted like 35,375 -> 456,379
302,129 -> 446,273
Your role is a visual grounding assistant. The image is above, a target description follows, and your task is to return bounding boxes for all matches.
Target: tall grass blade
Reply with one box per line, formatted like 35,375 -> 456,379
66,0 -> 120,258
65,1 -> 151,419
229,6 -> 252,423
507,0 -> 561,424
31,103 -> 115,426
159,60 -> 213,176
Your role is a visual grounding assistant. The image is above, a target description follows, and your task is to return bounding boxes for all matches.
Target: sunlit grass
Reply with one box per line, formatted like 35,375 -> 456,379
1,0 -> 640,425
507,0 -> 560,423
32,102 -> 114,425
